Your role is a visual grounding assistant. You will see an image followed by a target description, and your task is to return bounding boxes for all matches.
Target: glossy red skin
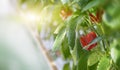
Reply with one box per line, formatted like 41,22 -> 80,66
80,32 -> 97,50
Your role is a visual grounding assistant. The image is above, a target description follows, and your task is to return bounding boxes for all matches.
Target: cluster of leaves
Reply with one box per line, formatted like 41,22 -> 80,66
19,0 -> 120,70
52,0 -> 120,70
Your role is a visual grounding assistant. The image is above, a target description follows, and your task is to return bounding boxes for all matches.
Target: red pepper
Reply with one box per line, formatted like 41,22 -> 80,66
89,13 -> 98,23
60,8 -> 72,20
80,31 -> 97,50
89,9 -> 104,23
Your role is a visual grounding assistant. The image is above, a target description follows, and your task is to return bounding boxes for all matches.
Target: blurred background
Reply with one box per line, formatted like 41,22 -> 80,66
0,0 -> 65,70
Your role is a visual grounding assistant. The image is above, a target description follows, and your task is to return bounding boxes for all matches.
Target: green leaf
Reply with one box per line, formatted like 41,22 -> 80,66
54,24 -> 64,34
52,26 -> 66,51
61,37 -> 71,60
82,0 -> 104,12
88,62 -> 98,70
71,38 -> 84,65
75,37 -> 84,58
77,52 -> 89,70
88,52 -> 101,66
71,47 -> 77,65
97,56 -> 110,70
67,16 -> 81,50
63,63 -> 70,70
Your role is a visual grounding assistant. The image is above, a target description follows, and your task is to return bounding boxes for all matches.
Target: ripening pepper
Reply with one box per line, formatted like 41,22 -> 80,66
60,8 -> 72,20
89,9 -> 104,23
80,31 -> 97,50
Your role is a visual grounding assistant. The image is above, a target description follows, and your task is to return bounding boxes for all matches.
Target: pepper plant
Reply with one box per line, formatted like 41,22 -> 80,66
19,0 -> 120,70
53,0 -> 120,70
